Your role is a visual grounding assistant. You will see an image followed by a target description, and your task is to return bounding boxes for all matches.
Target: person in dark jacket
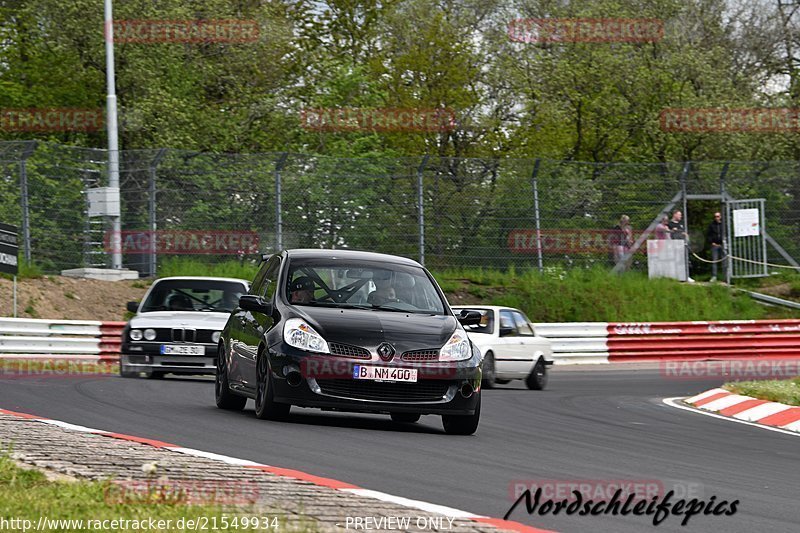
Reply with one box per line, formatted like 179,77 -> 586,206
668,210 -> 694,282
707,212 -> 725,282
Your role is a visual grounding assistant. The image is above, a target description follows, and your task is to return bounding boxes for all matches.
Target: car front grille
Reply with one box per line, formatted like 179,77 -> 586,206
329,342 -> 371,359
316,379 -> 451,402
401,349 -> 439,362
140,328 -> 215,343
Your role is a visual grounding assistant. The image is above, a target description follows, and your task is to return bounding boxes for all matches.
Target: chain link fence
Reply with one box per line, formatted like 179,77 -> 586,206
1,141 -> 798,276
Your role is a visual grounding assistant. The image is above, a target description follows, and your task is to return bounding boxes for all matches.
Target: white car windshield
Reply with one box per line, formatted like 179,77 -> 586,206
141,280 -> 246,313
286,259 -> 446,315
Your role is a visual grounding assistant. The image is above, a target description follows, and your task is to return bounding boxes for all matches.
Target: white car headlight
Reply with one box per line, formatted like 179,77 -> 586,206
283,318 -> 329,354
212,331 -> 221,343
143,328 -> 156,341
129,329 -> 142,341
439,330 -> 472,361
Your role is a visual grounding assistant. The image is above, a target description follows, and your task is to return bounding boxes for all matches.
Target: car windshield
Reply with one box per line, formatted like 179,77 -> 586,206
140,279 -> 246,313
457,308 -> 494,334
285,259 -> 446,315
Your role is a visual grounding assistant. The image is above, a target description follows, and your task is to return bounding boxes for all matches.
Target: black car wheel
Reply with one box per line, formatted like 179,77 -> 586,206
481,351 -> 497,389
441,393 -> 480,435
119,360 -> 138,378
390,413 -> 421,424
254,352 -> 290,420
525,358 -> 548,390
215,345 -> 246,411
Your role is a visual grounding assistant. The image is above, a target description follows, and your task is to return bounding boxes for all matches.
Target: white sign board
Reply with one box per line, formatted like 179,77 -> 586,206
647,240 -> 687,281
733,208 -> 760,237
87,187 -> 120,217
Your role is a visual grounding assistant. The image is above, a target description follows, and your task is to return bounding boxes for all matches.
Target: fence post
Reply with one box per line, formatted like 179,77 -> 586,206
148,149 -> 166,277
19,141 -> 37,263
274,153 -> 289,252
719,162 -> 731,285
417,155 -> 430,266
530,159 -> 543,273
680,162 -> 691,279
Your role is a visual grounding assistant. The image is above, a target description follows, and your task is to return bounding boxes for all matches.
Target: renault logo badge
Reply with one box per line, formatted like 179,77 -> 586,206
377,343 -> 395,361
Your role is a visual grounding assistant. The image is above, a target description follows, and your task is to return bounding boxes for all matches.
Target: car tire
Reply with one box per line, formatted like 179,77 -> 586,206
481,352 -> 497,389
254,352 -> 290,421
215,345 -> 246,411
495,378 -> 511,385
146,371 -> 166,379
390,413 -> 421,424
441,393 -> 480,435
119,360 -> 139,378
525,358 -> 548,390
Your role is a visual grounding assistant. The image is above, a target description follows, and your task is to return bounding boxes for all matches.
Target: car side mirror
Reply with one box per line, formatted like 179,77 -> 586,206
456,310 -> 482,326
239,295 -> 272,315
499,327 -> 515,337
126,301 -> 139,313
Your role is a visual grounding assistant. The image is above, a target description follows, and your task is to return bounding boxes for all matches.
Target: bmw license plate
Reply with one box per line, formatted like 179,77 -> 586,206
160,345 -> 205,356
353,365 -> 418,383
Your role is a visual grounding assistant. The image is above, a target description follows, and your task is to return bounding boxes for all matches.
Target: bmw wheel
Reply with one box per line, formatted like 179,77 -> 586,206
390,413 -> 421,423
481,352 -> 497,389
525,358 -> 548,390
215,344 -> 246,410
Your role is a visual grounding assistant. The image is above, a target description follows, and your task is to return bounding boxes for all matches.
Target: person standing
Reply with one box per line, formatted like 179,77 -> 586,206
707,212 -> 725,282
610,215 -> 634,269
654,215 -> 670,239
668,210 -> 694,282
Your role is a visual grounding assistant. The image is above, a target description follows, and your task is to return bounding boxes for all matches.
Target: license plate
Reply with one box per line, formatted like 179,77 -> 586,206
160,345 -> 205,356
353,365 -> 418,383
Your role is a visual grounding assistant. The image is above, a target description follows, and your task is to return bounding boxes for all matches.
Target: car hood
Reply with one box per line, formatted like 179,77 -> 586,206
295,307 -> 457,353
129,311 -> 230,329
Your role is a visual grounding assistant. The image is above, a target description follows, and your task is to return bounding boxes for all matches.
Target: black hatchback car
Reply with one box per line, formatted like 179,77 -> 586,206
215,249 -> 484,434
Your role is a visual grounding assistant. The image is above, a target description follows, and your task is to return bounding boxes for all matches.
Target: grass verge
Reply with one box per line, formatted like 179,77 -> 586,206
0,453 -> 311,532
723,377 -> 800,407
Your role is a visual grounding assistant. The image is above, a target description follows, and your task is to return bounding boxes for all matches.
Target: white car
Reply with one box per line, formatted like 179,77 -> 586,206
120,276 -> 249,378
451,305 -> 553,390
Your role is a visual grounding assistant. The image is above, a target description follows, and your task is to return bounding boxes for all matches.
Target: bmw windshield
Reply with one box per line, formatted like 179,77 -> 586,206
285,259 -> 446,315
141,279 -> 246,313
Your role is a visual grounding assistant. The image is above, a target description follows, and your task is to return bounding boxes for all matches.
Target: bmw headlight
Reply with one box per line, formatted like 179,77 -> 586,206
439,330 -> 472,361
283,318 -> 329,354
129,329 -> 143,341
143,328 -> 156,341
212,331 -> 221,343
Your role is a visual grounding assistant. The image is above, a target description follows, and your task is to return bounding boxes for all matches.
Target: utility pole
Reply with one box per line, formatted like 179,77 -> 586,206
105,0 -> 122,269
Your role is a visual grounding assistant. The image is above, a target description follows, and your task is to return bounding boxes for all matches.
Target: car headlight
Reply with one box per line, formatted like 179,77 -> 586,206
283,318 -> 329,354
143,328 -> 156,341
212,331 -> 221,343
439,330 -> 472,361
129,329 -> 142,341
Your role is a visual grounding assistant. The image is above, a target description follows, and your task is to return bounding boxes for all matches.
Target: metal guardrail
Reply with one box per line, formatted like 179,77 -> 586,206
534,319 -> 800,364
0,318 -> 124,359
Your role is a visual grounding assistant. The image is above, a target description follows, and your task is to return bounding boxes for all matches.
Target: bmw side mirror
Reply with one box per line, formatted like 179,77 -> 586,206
126,301 -> 139,313
457,310 -> 482,326
239,295 -> 273,315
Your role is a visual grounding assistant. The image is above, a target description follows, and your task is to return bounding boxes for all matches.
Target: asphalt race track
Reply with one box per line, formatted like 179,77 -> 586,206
1,366 -> 798,533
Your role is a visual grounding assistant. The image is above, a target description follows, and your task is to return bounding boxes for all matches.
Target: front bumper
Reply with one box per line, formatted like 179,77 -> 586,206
121,342 -> 216,374
266,342 -> 482,415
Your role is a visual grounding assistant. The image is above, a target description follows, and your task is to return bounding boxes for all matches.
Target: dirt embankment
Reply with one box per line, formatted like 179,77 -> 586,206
0,276 -> 149,321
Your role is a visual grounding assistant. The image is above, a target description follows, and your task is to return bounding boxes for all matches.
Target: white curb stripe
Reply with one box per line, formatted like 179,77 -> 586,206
733,402 -> 791,422
783,420 -> 800,432
38,419 -> 109,433
342,488 -> 481,519
663,397 -> 800,437
165,447 -> 266,467
697,394 -> 750,411
685,388 -> 727,404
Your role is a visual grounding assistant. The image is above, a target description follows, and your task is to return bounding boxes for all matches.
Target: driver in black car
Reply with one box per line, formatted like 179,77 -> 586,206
289,276 -> 315,304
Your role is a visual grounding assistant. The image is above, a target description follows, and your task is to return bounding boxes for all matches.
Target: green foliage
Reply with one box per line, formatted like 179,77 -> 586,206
434,267 -> 787,322
0,260 -> 43,280
724,377 -> 800,407
157,257 -> 259,281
